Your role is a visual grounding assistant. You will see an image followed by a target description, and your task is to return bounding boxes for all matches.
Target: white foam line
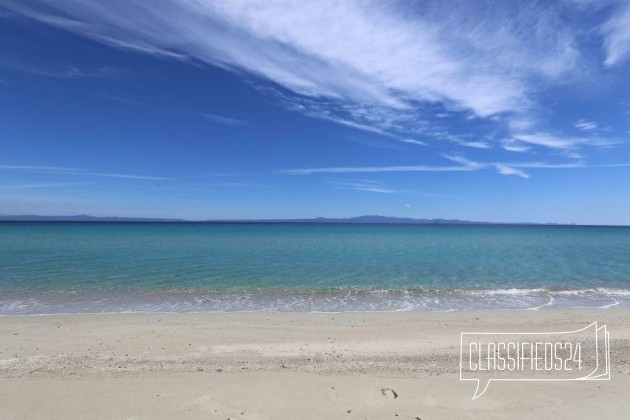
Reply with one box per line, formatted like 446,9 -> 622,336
527,295 -> 556,311
3,287 -> 630,315
600,298 -> 620,309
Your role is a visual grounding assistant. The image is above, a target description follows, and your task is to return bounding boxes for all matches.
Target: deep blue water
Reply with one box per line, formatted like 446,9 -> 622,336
1,222 -> 630,314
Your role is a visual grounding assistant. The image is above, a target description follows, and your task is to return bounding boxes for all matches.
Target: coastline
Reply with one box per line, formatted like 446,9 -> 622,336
3,286 -> 630,315
2,309 -> 629,419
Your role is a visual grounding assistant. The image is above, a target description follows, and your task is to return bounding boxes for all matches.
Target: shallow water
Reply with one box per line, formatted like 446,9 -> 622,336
1,222 -> 630,314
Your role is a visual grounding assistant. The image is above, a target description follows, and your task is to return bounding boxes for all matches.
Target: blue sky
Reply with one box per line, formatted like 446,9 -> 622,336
1,0 -> 630,224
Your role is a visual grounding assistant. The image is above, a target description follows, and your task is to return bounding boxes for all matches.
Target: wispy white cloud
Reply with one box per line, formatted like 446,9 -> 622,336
198,113 -> 247,126
0,53 -> 124,80
287,156 -> 630,178
594,162 -> 630,168
455,140 -> 492,149
441,154 -> 485,169
494,164 -> 530,179
507,118 -> 537,132
0,164 -> 78,171
575,119 -> 598,131
6,0 -> 626,170
285,165 -> 474,175
509,162 -> 584,169
320,115 -> 404,140
447,155 -> 585,178
324,179 -> 456,196
0,182 -> 86,190
288,155 -> 482,175
327,179 -> 396,194
601,1 -> 630,66
512,133 -> 577,149
501,139 -> 531,153
187,181 -> 266,188
82,173 -> 174,181
0,163 -> 173,181
511,132 -> 617,150
399,139 -> 427,146
444,154 -> 527,178
3,0 -> 589,149
267,90 -> 435,144
197,172 -> 263,177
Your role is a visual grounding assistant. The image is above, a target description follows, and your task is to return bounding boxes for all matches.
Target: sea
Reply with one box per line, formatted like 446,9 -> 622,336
1,222 -> 630,315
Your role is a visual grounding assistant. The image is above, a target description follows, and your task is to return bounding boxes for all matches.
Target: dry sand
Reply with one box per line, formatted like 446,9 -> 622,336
1,309 -> 629,419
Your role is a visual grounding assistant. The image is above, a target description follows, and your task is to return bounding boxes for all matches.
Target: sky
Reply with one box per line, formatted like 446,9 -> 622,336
1,0 -> 630,224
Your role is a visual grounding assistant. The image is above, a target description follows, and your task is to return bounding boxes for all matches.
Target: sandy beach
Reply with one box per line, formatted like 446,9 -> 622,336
0,309 -> 628,419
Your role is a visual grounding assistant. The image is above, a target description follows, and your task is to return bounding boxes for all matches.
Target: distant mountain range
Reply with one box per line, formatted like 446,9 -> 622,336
0,214 -> 183,222
0,214 -> 562,225
253,215 -> 513,224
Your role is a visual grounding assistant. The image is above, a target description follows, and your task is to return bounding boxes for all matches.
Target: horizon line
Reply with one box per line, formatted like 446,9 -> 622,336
1,214 -> 629,227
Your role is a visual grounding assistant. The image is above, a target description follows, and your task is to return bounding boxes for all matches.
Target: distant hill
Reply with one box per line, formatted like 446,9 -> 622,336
0,214 -> 550,225
249,215 -> 511,224
0,214 -> 183,222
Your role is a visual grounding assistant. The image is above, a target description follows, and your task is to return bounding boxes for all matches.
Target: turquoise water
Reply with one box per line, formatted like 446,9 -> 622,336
1,222 -> 630,314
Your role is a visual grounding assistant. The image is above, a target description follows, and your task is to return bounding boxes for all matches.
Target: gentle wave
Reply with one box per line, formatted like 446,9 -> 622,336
452,287 -> 630,297
1,287 -> 630,315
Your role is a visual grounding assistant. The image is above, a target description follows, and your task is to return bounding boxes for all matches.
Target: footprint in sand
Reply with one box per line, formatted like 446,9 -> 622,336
380,388 -> 398,399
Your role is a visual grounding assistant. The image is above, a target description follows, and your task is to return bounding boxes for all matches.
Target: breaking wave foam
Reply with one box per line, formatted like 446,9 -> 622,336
2,287 -> 630,315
